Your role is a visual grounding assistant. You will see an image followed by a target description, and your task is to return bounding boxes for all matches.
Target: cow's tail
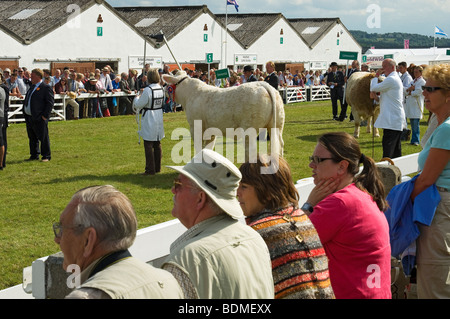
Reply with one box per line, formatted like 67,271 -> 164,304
261,81 -> 281,159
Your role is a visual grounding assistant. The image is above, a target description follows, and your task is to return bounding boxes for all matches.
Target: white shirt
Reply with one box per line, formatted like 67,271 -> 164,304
405,76 -> 426,119
370,72 -> 406,131
133,83 -> 165,141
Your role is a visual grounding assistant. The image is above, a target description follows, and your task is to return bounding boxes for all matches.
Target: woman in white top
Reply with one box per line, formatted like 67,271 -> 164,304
405,66 -> 426,145
133,69 -> 165,175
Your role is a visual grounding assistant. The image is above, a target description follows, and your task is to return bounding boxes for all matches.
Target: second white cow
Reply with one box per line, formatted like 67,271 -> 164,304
163,71 -> 285,160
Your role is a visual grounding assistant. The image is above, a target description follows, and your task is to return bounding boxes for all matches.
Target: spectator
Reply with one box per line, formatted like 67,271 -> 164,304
43,69 -> 55,89
237,155 -> 335,299
128,69 -> 138,92
0,72 -> 9,168
0,73 -> 6,170
84,74 -> 102,118
405,65 -> 426,146
6,73 -> 23,99
53,69 -> 62,84
3,68 -> 11,81
119,72 -> 133,115
304,132 -> 391,299
16,68 -> 29,95
54,185 -> 184,299
162,149 -> 274,299
410,63 -> 450,298
111,75 -> 121,116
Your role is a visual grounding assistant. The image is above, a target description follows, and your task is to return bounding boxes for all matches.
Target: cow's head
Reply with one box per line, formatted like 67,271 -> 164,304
162,70 -> 187,85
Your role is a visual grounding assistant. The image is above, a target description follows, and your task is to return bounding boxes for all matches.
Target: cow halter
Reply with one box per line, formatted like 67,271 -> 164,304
175,76 -> 188,86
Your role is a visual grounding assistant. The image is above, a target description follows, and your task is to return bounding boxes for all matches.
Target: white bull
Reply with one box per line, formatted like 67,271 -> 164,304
345,72 -> 382,138
163,71 -> 285,160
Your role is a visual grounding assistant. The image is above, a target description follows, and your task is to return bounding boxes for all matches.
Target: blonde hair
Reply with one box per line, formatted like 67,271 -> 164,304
147,68 -> 160,84
423,64 -> 450,91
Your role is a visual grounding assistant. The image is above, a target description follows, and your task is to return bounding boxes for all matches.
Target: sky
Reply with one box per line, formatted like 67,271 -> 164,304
106,0 -> 450,37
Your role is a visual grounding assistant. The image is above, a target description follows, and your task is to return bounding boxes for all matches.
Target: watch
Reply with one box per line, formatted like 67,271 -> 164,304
301,202 -> 314,213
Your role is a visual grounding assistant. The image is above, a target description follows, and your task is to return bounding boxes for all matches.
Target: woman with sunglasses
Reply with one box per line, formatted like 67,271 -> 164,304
303,132 -> 391,299
411,64 -> 450,298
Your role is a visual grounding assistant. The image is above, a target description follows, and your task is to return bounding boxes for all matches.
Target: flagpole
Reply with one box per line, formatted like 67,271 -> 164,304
225,1 -> 228,69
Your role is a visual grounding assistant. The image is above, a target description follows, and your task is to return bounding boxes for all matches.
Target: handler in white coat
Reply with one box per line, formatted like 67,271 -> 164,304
405,66 -> 426,146
133,69 -> 165,175
370,58 -> 406,159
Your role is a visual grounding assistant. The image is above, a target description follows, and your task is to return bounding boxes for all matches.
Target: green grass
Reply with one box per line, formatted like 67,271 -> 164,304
0,100 -> 427,290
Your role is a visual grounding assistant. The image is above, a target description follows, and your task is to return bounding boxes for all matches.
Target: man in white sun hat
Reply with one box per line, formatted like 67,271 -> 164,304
162,148 -> 274,299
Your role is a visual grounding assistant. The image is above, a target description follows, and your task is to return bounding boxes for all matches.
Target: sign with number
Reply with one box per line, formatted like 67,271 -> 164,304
204,34 -> 208,42
97,27 -> 103,37
206,53 -> 213,63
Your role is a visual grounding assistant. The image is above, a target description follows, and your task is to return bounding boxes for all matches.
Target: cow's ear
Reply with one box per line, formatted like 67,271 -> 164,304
162,74 -> 175,84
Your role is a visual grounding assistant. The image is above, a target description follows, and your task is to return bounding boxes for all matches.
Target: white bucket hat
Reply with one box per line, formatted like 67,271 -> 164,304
167,149 -> 243,220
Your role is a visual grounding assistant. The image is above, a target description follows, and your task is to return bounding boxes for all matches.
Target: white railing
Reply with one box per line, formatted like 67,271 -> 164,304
281,85 -> 331,104
310,85 -> 331,101
0,153 -> 420,299
7,92 -> 137,123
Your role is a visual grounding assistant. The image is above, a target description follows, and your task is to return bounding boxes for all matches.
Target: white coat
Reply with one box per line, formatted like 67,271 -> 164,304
370,72 -> 406,131
133,83 -> 165,142
405,76 -> 426,119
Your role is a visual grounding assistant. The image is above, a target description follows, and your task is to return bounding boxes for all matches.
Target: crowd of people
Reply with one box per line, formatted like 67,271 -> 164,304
1,61 -> 449,300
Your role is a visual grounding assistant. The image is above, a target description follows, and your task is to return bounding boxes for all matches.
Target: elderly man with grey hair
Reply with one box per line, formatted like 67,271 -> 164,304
162,149 -> 274,299
54,185 -> 183,299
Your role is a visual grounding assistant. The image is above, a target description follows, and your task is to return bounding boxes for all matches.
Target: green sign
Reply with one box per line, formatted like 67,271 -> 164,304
280,37 -> 283,44
384,54 -> 394,59
362,55 -> 367,62
206,53 -> 213,63
446,49 -> 450,55
204,34 -> 208,42
97,27 -> 103,37
215,68 -> 230,80
339,51 -> 358,60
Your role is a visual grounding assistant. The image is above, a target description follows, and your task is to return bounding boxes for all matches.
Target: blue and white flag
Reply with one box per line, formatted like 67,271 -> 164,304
227,0 -> 239,12
435,26 -> 448,37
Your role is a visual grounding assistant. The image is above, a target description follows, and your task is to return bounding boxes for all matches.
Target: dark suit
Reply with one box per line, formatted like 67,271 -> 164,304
341,68 -> 360,121
328,71 -> 345,119
23,81 -> 54,160
247,74 -> 257,82
264,72 -> 278,90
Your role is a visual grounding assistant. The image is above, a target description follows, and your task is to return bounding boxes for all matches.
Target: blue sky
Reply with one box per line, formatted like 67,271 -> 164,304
106,0 -> 449,37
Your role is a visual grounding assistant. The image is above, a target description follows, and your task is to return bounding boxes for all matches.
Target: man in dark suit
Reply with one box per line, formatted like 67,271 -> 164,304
341,60 -> 361,122
243,65 -> 257,83
23,68 -> 54,162
264,61 -> 278,89
327,62 -> 345,121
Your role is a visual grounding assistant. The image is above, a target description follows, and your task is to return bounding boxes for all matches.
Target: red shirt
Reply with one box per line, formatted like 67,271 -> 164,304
309,184 -> 391,299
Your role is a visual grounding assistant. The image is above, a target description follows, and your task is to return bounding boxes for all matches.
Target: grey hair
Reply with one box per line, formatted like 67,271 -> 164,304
71,185 -> 137,251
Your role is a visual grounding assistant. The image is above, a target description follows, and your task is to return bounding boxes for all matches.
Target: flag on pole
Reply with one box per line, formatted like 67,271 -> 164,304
404,39 -> 409,49
435,26 -> 448,37
227,0 -> 239,12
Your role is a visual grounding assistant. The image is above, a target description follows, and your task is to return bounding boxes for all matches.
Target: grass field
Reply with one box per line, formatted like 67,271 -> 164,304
0,100 -> 427,290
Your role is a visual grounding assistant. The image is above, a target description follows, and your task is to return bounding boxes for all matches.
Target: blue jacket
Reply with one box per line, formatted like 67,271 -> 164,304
385,174 -> 441,258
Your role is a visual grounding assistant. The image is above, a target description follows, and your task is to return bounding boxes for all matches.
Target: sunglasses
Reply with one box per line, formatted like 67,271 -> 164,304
309,156 -> 335,164
422,86 -> 443,93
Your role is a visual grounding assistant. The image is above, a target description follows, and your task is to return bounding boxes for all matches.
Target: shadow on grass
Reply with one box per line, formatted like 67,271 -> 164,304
45,171 -> 179,189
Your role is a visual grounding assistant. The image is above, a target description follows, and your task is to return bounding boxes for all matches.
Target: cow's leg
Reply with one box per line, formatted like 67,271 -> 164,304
366,117 -> 372,134
351,108 -> 361,138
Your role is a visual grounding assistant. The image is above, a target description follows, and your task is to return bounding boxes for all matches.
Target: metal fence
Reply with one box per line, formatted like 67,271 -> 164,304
280,85 -> 331,104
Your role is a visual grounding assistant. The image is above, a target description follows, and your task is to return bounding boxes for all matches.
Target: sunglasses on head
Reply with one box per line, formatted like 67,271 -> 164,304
422,86 -> 443,93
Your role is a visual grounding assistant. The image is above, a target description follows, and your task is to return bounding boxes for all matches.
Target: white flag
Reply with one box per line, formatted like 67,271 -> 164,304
435,26 -> 448,37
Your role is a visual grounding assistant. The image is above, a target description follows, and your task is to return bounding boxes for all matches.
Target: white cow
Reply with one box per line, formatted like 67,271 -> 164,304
345,72 -> 382,138
163,71 -> 285,160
